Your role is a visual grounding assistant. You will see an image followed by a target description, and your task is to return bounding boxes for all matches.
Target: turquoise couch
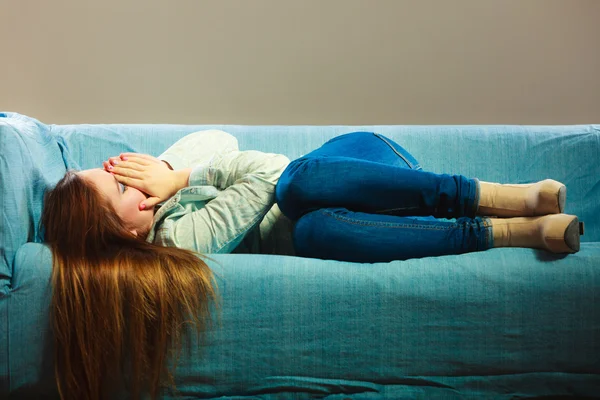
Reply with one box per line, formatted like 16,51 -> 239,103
1,112 -> 599,399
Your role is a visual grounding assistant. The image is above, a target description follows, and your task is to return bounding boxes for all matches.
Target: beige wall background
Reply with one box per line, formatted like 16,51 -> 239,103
1,0 -> 599,125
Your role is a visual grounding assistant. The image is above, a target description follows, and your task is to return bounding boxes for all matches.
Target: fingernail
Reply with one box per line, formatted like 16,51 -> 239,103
121,156 -> 128,161
112,161 -> 119,165
108,165 -> 113,170
140,204 -> 146,210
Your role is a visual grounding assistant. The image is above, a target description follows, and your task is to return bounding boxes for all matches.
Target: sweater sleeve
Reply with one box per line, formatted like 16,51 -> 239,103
170,150 -> 290,254
157,129 -> 239,171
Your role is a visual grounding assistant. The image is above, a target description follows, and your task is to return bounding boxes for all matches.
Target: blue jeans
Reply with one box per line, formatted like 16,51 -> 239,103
275,132 -> 493,262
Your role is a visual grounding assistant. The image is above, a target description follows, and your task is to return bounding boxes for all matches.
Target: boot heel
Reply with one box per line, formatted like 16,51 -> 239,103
563,217 -> 581,253
541,214 -> 580,254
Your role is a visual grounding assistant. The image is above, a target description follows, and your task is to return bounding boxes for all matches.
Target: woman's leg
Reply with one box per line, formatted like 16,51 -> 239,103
293,207 -> 493,263
293,208 -> 582,262
279,132 -> 579,261
276,131 -> 479,221
295,131 -> 424,170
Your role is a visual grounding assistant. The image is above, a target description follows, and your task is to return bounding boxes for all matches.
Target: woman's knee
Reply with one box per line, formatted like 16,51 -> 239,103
293,207 -> 354,259
292,209 -> 327,258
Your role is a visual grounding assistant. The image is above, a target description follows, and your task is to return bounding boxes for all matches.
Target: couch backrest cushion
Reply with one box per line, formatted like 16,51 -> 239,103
51,122 -> 600,242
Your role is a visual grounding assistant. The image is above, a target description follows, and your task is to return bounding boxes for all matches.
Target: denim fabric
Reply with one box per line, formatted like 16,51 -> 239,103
276,132 -> 492,262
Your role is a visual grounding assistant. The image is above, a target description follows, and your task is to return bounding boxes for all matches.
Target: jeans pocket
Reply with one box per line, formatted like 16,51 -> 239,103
372,133 -> 422,170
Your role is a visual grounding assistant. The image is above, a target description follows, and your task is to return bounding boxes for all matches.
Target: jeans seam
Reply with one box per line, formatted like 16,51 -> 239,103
321,209 -> 454,231
372,132 -> 420,170
373,207 -> 422,214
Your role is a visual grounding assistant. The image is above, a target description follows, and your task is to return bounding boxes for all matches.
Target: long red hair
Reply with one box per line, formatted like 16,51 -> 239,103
41,170 -> 220,400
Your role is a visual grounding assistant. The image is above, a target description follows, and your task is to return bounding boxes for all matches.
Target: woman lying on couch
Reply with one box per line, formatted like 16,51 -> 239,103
41,130 -> 583,400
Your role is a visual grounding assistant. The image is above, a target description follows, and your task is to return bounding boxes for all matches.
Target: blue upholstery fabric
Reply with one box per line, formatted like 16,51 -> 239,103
0,113 -> 67,289
8,243 -> 600,399
1,112 -> 599,398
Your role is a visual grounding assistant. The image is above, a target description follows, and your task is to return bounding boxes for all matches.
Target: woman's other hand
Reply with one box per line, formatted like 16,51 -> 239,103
103,153 -> 189,209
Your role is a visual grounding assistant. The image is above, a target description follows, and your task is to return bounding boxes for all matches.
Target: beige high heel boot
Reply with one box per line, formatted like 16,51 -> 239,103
477,179 -> 566,217
490,214 -> 584,253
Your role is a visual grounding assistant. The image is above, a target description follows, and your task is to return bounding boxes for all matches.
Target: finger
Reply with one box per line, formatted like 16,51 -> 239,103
111,173 -> 145,189
140,196 -> 161,210
111,163 -> 146,176
120,153 -> 157,163
118,156 -> 151,166
104,161 -> 118,171
111,167 -> 141,179
117,160 -> 147,171
120,152 -> 143,158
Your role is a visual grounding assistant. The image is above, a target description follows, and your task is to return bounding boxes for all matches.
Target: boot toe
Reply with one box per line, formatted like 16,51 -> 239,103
557,184 -> 566,214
